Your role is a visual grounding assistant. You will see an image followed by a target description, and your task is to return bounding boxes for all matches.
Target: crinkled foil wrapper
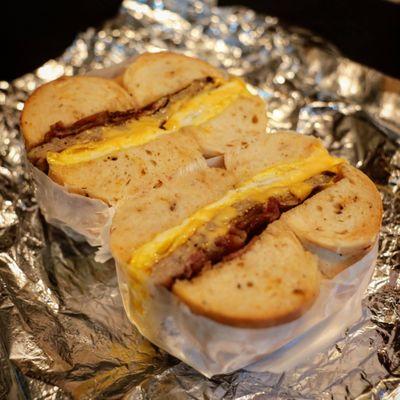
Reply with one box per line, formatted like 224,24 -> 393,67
0,0 -> 399,398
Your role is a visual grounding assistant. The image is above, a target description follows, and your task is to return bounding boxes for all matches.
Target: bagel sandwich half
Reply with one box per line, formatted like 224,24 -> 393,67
110,132 -> 382,328
21,52 -> 267,205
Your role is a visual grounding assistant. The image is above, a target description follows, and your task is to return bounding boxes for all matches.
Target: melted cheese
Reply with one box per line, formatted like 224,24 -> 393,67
164,79 -> 250,130
46,78 -> 251,166
128,145 -> 344,279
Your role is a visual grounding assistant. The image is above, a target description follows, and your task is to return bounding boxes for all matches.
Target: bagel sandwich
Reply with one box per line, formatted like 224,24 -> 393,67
110,132 -> 382,328
21,52 -> 267,205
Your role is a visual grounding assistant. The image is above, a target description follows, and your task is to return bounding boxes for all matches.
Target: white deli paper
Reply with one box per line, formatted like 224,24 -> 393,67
117,242 -> 378,377
30,165 -> 114,262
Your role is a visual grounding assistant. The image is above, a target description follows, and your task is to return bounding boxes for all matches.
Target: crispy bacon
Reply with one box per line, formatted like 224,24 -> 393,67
43,97 -> 169,143
36,76 -> 215,147
151,171 -> 339,289
28,77 -> 216,169
234,197 -> 280,233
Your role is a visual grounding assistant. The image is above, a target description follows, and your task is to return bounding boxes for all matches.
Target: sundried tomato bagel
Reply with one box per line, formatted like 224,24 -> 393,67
110,131 -> 382,328
21,51 -> 267,205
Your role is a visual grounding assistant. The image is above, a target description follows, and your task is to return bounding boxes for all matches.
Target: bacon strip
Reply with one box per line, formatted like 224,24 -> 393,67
152,197 -> 285,288
43,97 -> 169,144
37,76 -> 215,147
151,171 -> 338,288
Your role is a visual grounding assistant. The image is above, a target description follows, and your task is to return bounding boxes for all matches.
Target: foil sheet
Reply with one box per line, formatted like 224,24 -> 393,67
0,0 -> 399,398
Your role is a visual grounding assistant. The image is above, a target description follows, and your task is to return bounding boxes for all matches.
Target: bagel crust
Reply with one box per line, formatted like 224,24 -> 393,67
281,163 -> 382,255
122,51 -> 224,108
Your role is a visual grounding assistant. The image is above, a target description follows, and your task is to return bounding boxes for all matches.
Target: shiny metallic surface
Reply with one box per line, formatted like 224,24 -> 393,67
0,0 -> 399,398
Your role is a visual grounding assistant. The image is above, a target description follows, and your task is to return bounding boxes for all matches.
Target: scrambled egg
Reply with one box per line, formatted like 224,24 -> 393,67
46,78 -> 251,166
129,145 -> 344,279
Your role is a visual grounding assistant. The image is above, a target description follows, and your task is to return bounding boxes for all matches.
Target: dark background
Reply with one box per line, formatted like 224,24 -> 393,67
1,0 -> 400,81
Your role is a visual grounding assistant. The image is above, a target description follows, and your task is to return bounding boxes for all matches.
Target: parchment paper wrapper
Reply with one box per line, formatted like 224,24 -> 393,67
1,0 -> 399,398
118,243 -> 378,377
30,165 -> 114,262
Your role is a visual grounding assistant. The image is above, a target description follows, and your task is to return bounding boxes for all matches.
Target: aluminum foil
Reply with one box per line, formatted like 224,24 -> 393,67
0,0 -> 399,398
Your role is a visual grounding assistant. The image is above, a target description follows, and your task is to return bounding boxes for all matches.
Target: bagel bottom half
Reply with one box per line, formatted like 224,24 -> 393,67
172,220 -> 321,328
